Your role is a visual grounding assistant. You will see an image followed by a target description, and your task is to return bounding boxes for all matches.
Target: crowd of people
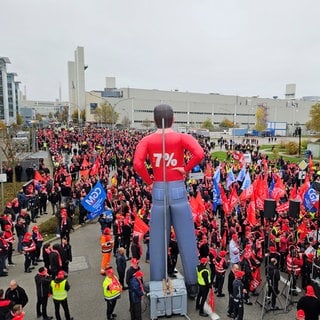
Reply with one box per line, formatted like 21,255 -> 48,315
1,117 -> 320,319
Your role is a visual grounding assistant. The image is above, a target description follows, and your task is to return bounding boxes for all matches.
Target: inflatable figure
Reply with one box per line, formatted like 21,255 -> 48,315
133,104 -> 204,298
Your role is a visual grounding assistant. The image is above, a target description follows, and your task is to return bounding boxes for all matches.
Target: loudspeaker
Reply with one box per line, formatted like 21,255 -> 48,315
264,199 -> 276,219
289,200 -> 300,219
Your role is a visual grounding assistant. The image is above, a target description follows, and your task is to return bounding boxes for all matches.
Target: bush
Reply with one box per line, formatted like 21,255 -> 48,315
278,140 -> 286,150
39,217 -> 58,241
301,139 -> 310,149
285,141 -> 299,155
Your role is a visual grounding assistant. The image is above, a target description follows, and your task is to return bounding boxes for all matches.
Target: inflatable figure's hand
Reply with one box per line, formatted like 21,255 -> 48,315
171,167 -> 186,176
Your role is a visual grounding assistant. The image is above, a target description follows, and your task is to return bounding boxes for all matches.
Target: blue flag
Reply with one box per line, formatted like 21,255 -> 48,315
81,181 -> 106,220
237,166 -> 246,182
212,167 -> 221,211
226,169 -> 236,189
268,176 -> 275,198
303,187 -> 318,213
241,172 -> 251,190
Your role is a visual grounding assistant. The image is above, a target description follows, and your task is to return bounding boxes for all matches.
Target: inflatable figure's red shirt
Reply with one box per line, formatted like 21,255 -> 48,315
133,130 -> 204,185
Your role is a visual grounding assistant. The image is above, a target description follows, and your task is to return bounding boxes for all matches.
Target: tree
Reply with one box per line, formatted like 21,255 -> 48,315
305,103 -> 320,132
142,118 -> 152,128
48,112 -> 53,119
35,113 -> 43,121
255,106 -> 267,132
94,101 -> 118,126
219,118 -> 234,128
16,113 -> 23,125
201,118 -> 214,131
121,115 -> 131,128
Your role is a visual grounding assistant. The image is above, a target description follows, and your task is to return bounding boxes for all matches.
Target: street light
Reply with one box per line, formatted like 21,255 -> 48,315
87,92 -> 133,148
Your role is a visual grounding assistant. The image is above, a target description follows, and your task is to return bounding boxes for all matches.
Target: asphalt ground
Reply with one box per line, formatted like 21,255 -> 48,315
5,216 -> 303,320
1,148 -> 308,320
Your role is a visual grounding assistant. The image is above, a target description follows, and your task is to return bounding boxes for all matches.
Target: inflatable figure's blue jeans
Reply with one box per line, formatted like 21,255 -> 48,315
150,180 -> 198,287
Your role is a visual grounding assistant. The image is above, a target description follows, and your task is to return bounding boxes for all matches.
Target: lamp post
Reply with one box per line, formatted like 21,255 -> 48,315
87,92 -> 134,148
111,97 -> 134,148
67,102 -> 82,127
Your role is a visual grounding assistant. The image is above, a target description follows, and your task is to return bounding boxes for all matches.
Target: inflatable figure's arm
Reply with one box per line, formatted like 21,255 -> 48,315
181,134 -> 205,173
133,138 -> 153,185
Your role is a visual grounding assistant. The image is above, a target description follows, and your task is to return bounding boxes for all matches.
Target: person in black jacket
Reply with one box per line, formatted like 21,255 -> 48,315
34,267 -> 53,320
59,237 -> 72,275
196,257 -> 212,317
116,247 -> 127,289
227,263 -> 240,318
297,285 -> 320,320
266,258 -> 280,310
0,288 -> 13,319
126,258 -> 141,315
49,244 -> 63,279
5,280 -> 28,308
129,270 -> 145,320
131,235 -> 141,261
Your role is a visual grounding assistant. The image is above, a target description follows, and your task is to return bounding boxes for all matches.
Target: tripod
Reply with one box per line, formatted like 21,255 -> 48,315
255,279 -> 283,320
280,272 -> 299,312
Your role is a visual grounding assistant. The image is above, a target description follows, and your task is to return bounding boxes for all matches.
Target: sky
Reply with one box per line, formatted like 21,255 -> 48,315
1,0 -> 320,101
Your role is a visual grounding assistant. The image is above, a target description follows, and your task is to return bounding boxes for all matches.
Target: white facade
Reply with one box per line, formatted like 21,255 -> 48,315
85,85 -> 316,134
68,46 -> 86,116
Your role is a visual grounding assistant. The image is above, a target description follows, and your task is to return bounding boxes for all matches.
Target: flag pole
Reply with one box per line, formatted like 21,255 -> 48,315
162,117 -> 169,282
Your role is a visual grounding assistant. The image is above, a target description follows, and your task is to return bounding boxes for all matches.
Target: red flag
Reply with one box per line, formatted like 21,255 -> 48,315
220,185 -> 231,215
247,197 -> 257,226
271,174 -> 286,202
309,156 -> 314,177
195,191 -> 206,214
189,196 -> 198,216
208,288 -> 215,312
276,201 -> 289,214
229,186 -> 238,211
81,158 -> 90,169
289,184 -> 298,200
34,170 -> 44,183
297,176 -> 310,202
90,156 -> 101,176
254,175 -> 268,210
79,169 -> 90,178
133,215 -> 149,235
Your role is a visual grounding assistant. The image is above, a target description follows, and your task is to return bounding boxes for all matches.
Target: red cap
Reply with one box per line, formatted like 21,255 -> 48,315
200,257 -> 208,264
269,246 -> 277,253
32,225 -> 39,231
306,285 -> 316,297
235,271 -> 245,279
219,250 -> 227,257
6,202 -> 12,207
134,270 -> 144,278
106,268 -> 114,275
4,224 -> 11,230
131,258 -> 139,265
232,234 -> 238,240
56,271 -> 65,279
103,227 -> 111,235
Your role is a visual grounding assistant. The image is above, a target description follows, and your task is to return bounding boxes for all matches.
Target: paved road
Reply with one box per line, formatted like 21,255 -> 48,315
2,150 -> 306,320
6,219 -> 302,320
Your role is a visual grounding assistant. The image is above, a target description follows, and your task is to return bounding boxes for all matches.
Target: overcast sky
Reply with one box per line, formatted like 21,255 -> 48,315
1,0 -> 320,101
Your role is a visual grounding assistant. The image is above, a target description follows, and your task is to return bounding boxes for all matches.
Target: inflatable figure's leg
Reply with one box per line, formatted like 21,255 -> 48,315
169,181 -> 198,298
149,184 -> 171,281
171,200 -> 198,285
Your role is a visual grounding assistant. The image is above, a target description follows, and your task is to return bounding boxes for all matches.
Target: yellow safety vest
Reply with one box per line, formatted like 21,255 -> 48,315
103,277 -> 121,300
197,267 -> 211,286
51,280 -> 67,301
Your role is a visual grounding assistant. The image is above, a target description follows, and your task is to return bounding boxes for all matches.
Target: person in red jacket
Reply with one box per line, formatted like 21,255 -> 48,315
133,104 -> 204,298
21,232 -> 36,273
